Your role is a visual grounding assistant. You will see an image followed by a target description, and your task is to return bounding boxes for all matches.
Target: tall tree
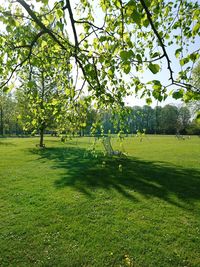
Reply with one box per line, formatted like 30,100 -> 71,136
155,105 -> 162,134
0,90 -> 4,135
15,28 -> 73,146
17,62 -> 72,146
160,105 -> 179,134
177,106 -> 191,134
0,92 -> 20,135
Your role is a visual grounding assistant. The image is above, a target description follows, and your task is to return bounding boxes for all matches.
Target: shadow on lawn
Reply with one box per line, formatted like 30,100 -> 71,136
30,146 -> 200,207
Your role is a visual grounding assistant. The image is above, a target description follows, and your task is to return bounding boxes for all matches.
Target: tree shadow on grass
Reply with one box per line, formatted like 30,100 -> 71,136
29,146 -> 200,208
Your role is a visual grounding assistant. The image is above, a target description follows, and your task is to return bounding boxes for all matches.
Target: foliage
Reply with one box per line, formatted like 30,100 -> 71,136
189,61 -> 200,120
160,105 -> 179,134
14,26 -> 74,144
1,99 -> 193,136
0,91 -> 22,135
16,64 -> 69,146
186,118 -> 200,135
57,96 -> 94,137
177,106 -> 191,134
0,0 -> 199,114
100,105 -> 191,135
192,61 -> 200,92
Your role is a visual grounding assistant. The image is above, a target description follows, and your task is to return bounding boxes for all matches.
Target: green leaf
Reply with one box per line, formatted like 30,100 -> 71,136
152,90 -> 162,101
3,86 -> 10,93
146,98 -> 152,105
192,22 -> 200,35
172,90 -> 184,99
41,40 -> 47,48
100,0 -> 109,12
180,58 -> 189,66
152,80 -> 162,90
122,62 -> 131,74
125,1 -> 141,25
6,25 -> 12,32
57,21 -> 64,31
151,52 -> 160,58
27,81 -> 36,88
56,9 -> 63,19
120,50 -> 134,61
107,68 -> 114,77
193,9 -> 200,20
143,19 -> 149,27
51,99 -> 58,105
132,9 -> 141,25
189,53 -> 198,62
148,63 -> 160,74
65,88 -> 71,96
115,0 -> 121,8
32,119 -> 37,126
175,48 -> 182,58
136,54 -> 142,63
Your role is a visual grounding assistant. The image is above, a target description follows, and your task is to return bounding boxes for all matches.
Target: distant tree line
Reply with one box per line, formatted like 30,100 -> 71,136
86,105 -> 199,136
0,92 -> 199,137
0,93 -> 23,136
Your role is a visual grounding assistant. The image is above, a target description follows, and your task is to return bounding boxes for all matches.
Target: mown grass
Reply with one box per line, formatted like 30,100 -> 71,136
0,135 -> 200,267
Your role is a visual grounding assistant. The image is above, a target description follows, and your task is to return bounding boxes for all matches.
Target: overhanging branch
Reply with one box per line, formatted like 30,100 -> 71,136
139,0 -> 197,92
0,30 -> 46,88
17,0 -> 71,51
139,0 -> 174,82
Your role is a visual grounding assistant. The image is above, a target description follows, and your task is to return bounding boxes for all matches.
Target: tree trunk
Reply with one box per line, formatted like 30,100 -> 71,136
39,70 -> 45,148
0,105 -> 3,136
39,127 -> 44,147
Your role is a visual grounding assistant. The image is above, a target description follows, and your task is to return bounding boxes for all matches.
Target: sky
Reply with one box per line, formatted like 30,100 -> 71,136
0,0 -> 199,107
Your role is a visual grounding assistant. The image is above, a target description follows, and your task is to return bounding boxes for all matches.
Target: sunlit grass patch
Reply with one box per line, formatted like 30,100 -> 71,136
0,136 -> 200,266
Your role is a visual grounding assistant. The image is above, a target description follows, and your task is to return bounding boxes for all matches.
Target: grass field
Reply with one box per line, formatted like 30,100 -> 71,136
0,135 -> 200,267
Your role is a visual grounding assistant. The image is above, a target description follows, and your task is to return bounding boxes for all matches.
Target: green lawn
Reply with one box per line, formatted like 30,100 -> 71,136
0,135 -> 200,267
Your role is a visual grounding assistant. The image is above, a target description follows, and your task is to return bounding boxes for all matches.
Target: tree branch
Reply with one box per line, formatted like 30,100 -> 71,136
139,0 -> 174,82
0,30 -> 46,88
65,0 -> 79,48
17,0 -> 71,51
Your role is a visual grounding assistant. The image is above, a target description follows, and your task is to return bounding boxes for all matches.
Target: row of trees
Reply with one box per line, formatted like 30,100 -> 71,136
0,93 -> 20,136
1,59 -> 200,144
101,105 -> 193,135
1,90 -> 199,138
85,105 -> 200,136
0,0 -> 199,146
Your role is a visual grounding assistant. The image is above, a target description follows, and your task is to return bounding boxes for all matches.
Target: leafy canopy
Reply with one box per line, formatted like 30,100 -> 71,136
0,0 -> 199,108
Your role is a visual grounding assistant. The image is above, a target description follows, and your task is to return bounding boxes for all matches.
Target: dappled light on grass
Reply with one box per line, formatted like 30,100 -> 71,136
30,146 -> 200,209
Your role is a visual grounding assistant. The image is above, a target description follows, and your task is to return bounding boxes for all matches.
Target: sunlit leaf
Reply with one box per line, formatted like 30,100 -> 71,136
148,63 -> 160,74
